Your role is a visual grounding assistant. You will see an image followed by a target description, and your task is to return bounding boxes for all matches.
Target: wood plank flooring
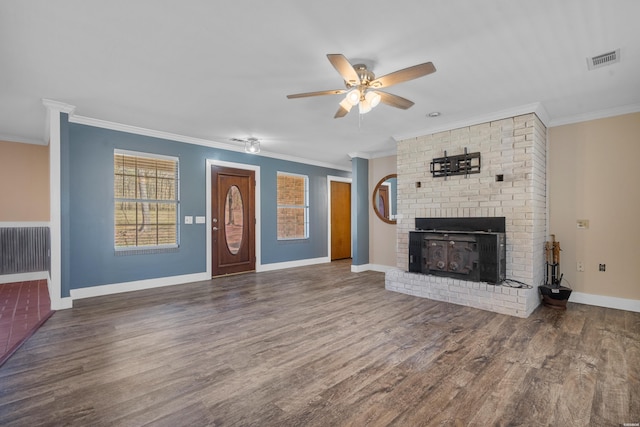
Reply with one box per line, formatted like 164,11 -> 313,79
0,260 -> 638,426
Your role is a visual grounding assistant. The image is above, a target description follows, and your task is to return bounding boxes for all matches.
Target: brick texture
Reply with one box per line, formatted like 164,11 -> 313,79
386,114 -> 546,317
277,174 -> 307,239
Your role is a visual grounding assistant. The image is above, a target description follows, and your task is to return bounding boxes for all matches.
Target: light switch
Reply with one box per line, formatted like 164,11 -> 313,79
184,216 -> 193,224
195,216 -> 206,224
576,219 -> 589,229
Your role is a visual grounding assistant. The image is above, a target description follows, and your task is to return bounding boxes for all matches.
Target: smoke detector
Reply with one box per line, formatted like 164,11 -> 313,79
587,49 -> 620,71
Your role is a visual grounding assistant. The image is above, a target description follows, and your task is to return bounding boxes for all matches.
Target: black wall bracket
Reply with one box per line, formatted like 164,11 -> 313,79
430,148 -> 481,178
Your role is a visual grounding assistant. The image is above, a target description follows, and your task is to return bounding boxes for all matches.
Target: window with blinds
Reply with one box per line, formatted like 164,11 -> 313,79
114,150 -> 179,252
276,172 -> 309,240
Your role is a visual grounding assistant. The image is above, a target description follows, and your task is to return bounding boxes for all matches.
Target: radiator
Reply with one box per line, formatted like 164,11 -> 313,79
0,227 -> 50,275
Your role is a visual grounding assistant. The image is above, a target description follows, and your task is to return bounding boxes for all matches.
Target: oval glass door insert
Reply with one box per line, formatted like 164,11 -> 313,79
224,185 -> 244,254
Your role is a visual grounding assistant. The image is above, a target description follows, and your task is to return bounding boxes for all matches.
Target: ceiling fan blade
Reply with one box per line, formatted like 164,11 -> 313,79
327,54 -> 360,87
287,89 -> 346,99
334,105 -> 350,118
376,91 -> 415,109
369,62 -> 436,88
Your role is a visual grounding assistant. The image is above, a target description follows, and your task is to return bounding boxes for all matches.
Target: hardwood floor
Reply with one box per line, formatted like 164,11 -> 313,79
0,260 -> 638,426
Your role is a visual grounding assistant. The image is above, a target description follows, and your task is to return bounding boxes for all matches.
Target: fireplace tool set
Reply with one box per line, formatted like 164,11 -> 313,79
539,234 -> 572,309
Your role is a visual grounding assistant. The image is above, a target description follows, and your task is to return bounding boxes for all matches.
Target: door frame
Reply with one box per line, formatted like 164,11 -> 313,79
327,175 -> 352,261
206,159 -> 261,276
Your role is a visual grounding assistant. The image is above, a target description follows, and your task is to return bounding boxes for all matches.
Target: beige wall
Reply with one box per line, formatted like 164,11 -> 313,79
0,140 -> 50,222
548,112 -> 640,300
369,155 -> 396,267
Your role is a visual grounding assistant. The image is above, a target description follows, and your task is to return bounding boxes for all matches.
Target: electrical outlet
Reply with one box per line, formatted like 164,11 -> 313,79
599,264 -> 606,272
577,261 -> 585,272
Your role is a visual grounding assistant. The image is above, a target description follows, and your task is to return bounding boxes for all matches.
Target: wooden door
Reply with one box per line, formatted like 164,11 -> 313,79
330,181 -> 351,260
211,166 -> 255,276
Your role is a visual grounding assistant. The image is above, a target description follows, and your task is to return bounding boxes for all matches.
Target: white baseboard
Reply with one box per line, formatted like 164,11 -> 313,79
570,291 -> 640,313
351,263 -> 395,273
258,257 -> 329,272
70,272 -> 210,300
51,296 -> 73,310
0,271 -> 48,284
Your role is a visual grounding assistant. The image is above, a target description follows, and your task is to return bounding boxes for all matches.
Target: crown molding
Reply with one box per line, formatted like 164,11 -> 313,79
38,99 -> 350,172
392,102 -> 549,142
68,114 -> 351,172
348,152 -> 372,159
42,99 -> 76,114
42,99 -> 76,145
0,133 -> 46,145
367,148 -> 397,159
548,103 -> 640,127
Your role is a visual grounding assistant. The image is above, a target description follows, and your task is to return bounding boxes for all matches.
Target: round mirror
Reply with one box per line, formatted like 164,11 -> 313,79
373,174 -> 397,224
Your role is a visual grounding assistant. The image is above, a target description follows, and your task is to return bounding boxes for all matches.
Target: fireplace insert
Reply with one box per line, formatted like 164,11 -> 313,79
408,217 -> 506,284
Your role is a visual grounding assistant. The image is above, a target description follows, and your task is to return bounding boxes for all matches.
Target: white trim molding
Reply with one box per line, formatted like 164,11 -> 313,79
42,99 -> 350,171
70,113 -> 350,172
70,272 -> 209,300
258,257 -> 329,272
351,263 -> 395,273
393,102 -> 550,142
0,222 -> 50,228
549,102 -> 640,127
0,271 -> 48,285
570,291 -> 640,313
43,99 -> 67,310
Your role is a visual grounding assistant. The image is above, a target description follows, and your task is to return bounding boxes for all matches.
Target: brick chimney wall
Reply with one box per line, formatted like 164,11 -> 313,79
386,113 -> 546,317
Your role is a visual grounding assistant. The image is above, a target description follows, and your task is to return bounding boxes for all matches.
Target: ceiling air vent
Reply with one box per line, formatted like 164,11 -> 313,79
587,49 -> 620,70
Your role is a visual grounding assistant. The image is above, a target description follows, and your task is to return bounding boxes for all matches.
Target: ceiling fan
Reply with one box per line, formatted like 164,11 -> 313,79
287,54 -> 436,118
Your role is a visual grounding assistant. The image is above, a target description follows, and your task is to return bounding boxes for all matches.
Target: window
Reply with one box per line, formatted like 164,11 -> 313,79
114,150 -> 179,251
277,172 -> 309,240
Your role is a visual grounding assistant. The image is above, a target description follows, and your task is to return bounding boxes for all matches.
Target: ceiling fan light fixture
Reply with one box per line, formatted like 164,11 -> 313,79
339,98 -> 353,112
244,138 -> 260,154
287,54 -> 436,119
365,91 -> 381,108
346,89 -> 360,106
359,99 -> 372,114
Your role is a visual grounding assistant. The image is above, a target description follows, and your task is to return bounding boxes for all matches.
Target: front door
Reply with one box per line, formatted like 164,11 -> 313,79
211,166 -> 255,276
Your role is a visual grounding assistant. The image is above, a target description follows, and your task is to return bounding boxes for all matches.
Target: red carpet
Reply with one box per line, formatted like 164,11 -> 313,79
0,280 -> 54,367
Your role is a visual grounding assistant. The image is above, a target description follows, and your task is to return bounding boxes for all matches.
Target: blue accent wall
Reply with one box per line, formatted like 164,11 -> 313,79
61,117 -> 350,292
60,113 -> 72,297
351,157 -> 369,266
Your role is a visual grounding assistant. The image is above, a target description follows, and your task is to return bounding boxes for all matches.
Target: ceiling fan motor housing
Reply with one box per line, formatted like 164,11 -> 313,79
349,64 -> 375,88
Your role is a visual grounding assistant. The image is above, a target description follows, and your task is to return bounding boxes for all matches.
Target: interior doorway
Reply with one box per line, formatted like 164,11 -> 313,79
329,179 -> 351,260
211,165 -> 256,276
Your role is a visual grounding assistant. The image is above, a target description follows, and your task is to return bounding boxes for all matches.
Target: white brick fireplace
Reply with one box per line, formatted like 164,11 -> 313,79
385,112 -> 547,317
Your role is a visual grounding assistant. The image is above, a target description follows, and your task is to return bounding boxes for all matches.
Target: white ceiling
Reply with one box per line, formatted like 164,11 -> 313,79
2,0 -> 639,170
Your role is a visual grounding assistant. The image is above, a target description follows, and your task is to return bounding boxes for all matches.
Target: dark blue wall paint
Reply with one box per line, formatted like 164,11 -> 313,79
61,119 -> 350,291
351,157 -> 369,266
60,113 -> 72,297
